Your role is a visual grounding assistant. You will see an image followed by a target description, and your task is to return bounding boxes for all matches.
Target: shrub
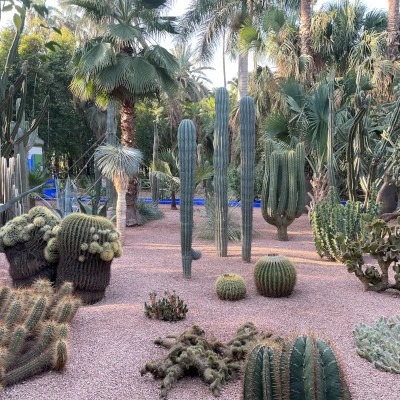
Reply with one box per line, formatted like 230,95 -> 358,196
138,200 -> 164,224
144,291 -> 188,322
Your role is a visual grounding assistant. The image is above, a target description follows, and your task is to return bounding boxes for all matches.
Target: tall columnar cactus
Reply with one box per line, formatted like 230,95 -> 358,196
48,213 -> 122,304
178,120 -> 201,279
243,334 -> 352,400
0,279 -> 81,389
214,87 -> 230,257
151,120 -> 159,206
0,206 -> 59,286
253,254 -> 297,297
261,140 -> 305,241
240,96 -> 255,262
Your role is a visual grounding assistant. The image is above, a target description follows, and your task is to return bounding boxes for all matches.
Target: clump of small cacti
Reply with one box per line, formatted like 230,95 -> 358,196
215,273 -> 247,301
141,322 -> 259,399
144,290 -> 188,322
243,333 -> 352,399
253,254 -> 296,297
354,315 -> 400,373
47,213 -> 122,304
0,279 -> 81,389
0,206 -> 59,286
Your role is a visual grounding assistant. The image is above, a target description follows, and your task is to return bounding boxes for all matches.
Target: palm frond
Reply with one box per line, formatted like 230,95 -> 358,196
105,23 -> 144,45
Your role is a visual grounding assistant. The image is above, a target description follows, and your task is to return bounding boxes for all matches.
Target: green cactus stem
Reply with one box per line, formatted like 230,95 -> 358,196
215,273 -> 246,301
240,96 -> 256,262
151,120 -> 159,206
214,87 -> 229,257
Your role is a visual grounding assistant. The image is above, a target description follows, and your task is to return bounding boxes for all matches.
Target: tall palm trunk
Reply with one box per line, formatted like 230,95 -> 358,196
114,179 -> 128,244
120,98 -> 141,226
238,53 -> 249,100
387,0 -> 400,60
300,0 -> 312,57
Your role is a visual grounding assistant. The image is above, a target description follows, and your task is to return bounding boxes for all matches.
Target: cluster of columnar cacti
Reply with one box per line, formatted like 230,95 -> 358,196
46,213 -> 122,304
0,279 -> 81,389
213,87 -> 229,257
261,140 -> 305,241
177,119 -> 202,279
354,315 -> 400,373
215,273 -> 247,300
243,334 -> 352,400
253,254 -> 297,297
0,206 -> 59,286
141,322 -> 259,399
240,96 -> 256,262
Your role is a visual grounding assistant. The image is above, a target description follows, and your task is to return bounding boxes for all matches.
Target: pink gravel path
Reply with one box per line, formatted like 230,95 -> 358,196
0,205 -> 399,400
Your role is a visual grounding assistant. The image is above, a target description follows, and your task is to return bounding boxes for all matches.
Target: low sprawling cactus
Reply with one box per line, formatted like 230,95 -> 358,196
0,279 -> 81,389
0,206 -> 59,286
354,315 -> 400,373
253,254 -> 296,297
47,213 -> 122,304
243,334 -> 352,400
215,273 -> 247,301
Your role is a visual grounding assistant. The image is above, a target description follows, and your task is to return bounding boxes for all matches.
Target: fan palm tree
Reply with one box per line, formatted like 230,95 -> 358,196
94,144 -> 142,243
69,0 -> 179,226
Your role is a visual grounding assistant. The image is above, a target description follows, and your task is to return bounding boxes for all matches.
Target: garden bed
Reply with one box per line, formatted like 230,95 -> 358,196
0,205 -> 399,399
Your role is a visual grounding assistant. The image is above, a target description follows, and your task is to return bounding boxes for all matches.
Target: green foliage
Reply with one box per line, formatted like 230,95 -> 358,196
311,188 -> 381,262
354,315 -> 400,373
141,322 -> 259,399
243,334 -> 352,400
215,273 -> 246,301
228,162 -> 264,201
144,291 -> 188,322
77,198 -> 108,218
138,200 -> 164,224
0,279 -> 81,389
253,254 -> 297,297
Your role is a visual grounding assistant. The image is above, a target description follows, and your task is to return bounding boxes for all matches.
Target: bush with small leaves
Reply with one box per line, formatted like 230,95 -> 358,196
144,291 -> 188,322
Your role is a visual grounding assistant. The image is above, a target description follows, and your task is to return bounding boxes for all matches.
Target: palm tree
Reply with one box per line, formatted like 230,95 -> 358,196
387,0 -> 399,60
94,144 -> 142,243
300,0 -> 312,57
69,0 -> 178,226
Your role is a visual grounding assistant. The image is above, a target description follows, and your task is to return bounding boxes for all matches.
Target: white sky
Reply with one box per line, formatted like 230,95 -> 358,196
0,0 -> 390,88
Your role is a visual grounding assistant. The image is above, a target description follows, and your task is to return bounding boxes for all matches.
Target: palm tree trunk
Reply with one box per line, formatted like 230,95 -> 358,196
115,186 -> 127,244
300,0 -> 312,57
238,52 -> 249,100
222,31 -> 227,88
120,98 -> 141,226
387,0 -> 400,60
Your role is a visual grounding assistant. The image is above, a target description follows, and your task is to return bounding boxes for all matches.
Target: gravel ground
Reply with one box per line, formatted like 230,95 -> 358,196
0,205 -> 399,400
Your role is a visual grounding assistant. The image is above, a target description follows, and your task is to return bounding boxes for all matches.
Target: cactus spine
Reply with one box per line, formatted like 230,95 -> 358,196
214,88 -> 229,257
253,254 -> 296,297
215,273 -> 246,300
243,335 -> 352,400
178,120 -> 199,279
261,140 -> 305,241
240,96 -> 256,262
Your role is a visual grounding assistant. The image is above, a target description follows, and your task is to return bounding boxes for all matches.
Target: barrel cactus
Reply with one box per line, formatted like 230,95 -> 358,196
178,119 -> 202,279
253,254 -> 296,297
243,334 -> 352,400
0,206 -> 59,287
215,273 -> 247,301
47,213 -> 122,304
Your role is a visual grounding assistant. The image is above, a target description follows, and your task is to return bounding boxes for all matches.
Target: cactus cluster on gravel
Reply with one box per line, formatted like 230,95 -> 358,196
354,315 -> 400,373
243,334 -> 352,400
0,279 -> 80,389
0,206 -> 59,286
215,273 -> 247,301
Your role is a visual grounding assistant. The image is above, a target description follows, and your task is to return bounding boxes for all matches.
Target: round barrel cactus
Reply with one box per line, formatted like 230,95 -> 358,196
50,214 -> 122,304
253,254 -> 296,297
0,206 -> 59,287
215,273 -> 246,301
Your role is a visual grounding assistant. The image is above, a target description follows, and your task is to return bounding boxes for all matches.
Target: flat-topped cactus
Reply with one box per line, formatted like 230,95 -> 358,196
0,206 -> 59,286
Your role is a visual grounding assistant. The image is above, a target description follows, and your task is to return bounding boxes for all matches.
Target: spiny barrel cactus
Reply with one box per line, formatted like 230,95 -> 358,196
0,279 -> 80,389
48,213 -> 122,304
243,334 -> 352,400
253,254 -> 296,297
214,87 -> 229,257
240,96 -> 256,262
261,140 -> 305,241
178,119 -> 202,279
215,273 -> 247,301
0,206 -> 59,287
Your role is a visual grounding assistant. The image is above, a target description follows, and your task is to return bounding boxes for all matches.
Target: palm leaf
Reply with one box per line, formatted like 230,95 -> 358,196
105,23 -> 144,45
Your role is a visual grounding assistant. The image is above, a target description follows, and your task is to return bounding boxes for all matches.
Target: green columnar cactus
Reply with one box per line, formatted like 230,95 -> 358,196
243,335 -> 352,400
253,254 -> 296,297
215,273 -> 247,300
178,120 -> 202,279
261,140 -> 305,241
0,279 -> 80,389
151,120 -> 159,206
214,88 -> 230,257
240,96 -> 256,262
0,207 -> 59,287
49,213 -> 122,304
